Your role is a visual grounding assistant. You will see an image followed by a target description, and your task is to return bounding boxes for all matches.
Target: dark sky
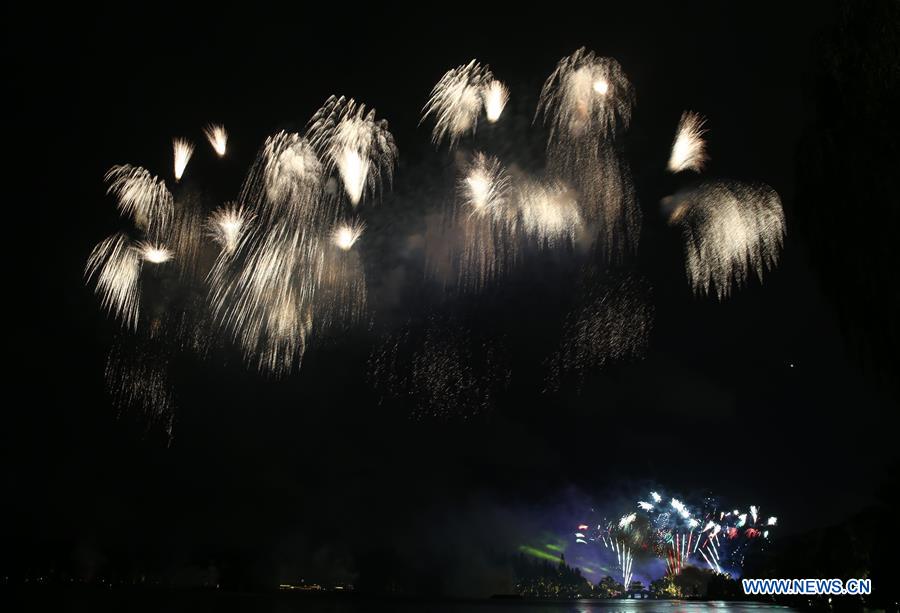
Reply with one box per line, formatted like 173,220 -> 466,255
7,0 -> 898,595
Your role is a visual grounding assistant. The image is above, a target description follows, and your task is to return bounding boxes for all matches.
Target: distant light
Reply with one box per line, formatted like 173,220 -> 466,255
593,79 -> 609,95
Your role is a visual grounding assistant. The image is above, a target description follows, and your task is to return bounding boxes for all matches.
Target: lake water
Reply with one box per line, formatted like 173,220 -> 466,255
4,589 -> 799,613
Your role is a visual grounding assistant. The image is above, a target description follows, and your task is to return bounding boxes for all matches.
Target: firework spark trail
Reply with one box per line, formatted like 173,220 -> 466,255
536,48 -> 640,260
105,336 -> 175,439
423,60 -> 508,146
545,272 -> 653,391
168,193 -> 205,281
85,233 -> 142,329
698,547 -> 717,573
172,138 -> 194,181
668,111 -> 708,173
105,165 -> 173,237
208,203 -> 253,253
666,180 -> 785,299
307,96 -> 397,206
204,124 -> 228,156
368,316 -> 510,420
317,229 -> 368,330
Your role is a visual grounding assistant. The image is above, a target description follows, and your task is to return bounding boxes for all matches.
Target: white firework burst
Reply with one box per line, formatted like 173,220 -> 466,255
104,165 -> 173,236
204,123 -> 228,156
668,111 -> 708,173
332,220 -> 365,250
136,241 -> 173,263
422,60 -> 497,147
207,203 -> 252,253
516,180 -> 581,246
536,48 -> 640,259
459,152 -> 511,220
172,138 -> 194,181
666,180 -> 786,299
84,233 -> 142,329
307,95 -> 397,206
258,131 -> 324,223
536,48 -> 634,143
482,79 -> 509,123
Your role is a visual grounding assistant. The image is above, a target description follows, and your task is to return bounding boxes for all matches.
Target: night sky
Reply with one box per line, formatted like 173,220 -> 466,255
8,0 -> 898,596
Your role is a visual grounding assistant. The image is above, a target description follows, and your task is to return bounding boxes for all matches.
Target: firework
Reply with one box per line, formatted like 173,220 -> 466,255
536,48 -> 634,143
105,336 -> 175,439
208,131 -> 327,375
423,60 -> 501,147
536,48 -> 640,259
483,79 -> 509,123
204,123 -> 228,156
665,180 -> 785,299
632,487 -> 778,577
172,138 -> 194,181
546,272 -> 653,392
516,180 -> 581,246
619,513 -> 637,529
307,95 -> 397,206
575,515 -> 648,589
207,203 -> 252,253
259,131 -> 324,223
460,152 -> 511,220
104,165 -> 173,236
332,220 -> 365,250
368,316 -> 510,420
136,241 -> 173,264
667,111 -> 708,173
85,233 -> 142,329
